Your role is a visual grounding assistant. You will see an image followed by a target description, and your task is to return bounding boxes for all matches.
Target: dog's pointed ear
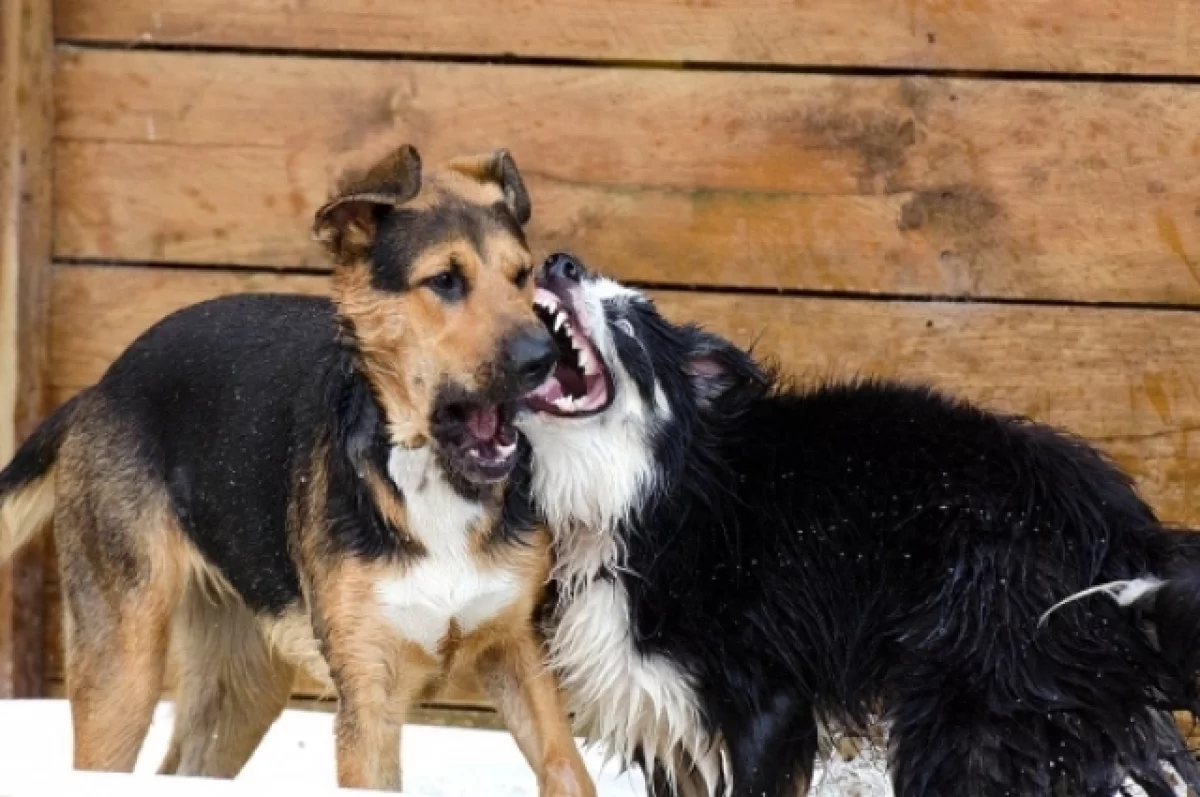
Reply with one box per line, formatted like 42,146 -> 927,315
684,330 -> 768,407
313,145 -> 423,260
445,149 -> 531,225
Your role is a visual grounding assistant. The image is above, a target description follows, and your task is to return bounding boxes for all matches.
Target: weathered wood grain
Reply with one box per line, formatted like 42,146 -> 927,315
46,265 -> 1200,524
0,0 -> 54,699
53,50 -> 1200,304
55,0 -> 1200,76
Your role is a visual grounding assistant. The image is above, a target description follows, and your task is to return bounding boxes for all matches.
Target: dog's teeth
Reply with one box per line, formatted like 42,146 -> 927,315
577,347 -> 595,374
554,312 -> 568,332
554,395 -> 576,412
534,289 -> 560,313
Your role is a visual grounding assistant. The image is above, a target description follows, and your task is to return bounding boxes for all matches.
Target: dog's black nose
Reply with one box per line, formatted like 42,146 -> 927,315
506,326 -> 557,392
543,253 -> 585,283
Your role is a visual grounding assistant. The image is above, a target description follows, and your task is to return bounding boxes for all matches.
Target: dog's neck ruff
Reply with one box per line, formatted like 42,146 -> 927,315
534,439 -> 726,795
548,565 -> 726,795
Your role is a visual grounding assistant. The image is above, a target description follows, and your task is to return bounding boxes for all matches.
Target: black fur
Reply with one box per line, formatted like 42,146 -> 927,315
93,293 -> 535,613
0,395 -> 79,498
370,202 -> 527,293
319,336 -> 421,561
97,294 -> 340,611
565,283 -> 1200,797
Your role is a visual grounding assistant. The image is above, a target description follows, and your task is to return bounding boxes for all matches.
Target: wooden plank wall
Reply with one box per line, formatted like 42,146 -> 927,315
43,0 -> 1200,712
1,0 -> 54,699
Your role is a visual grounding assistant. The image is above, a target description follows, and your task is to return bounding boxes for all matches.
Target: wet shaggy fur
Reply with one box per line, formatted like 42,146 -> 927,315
522,260 -> 1200,797
0,147 -> 593,797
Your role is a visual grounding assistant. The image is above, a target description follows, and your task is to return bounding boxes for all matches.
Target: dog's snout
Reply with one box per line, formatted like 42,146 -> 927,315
543,253 -> 585,283
506,326 -> 557,392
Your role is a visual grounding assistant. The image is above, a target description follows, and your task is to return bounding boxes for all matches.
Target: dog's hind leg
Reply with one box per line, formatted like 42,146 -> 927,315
57,478 -> 185,772
158,580 -> 295,778
64,589 -> 175,771
887,687 -> 1060,797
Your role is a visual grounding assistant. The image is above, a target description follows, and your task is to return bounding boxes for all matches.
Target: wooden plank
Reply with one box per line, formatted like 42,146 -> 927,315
0,0 -> 53,698
53,50 -> 1200,304
54,0 -> 1200,76
284,698 -> 503,731
46,265 -> 1200,525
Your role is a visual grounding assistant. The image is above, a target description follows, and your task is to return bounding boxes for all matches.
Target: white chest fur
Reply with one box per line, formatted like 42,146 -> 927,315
550,569 -> 724,794
374,446 -> 519,655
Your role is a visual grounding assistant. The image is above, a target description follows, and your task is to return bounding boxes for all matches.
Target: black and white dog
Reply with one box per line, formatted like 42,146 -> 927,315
517,253 -> 1200,797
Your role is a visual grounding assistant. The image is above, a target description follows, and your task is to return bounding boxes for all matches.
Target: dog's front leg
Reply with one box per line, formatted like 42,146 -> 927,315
334,700 -> 403,790
481,631 -> 596,797
328,636 -> 434,791
315,568 -> 434,791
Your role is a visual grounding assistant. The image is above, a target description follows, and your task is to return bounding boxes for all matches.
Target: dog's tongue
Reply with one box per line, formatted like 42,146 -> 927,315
467,406 -> 500,441
528,374 -> 565,403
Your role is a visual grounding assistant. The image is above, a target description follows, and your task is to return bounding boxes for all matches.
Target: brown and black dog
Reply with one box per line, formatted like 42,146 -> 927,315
0,144 -> 594,796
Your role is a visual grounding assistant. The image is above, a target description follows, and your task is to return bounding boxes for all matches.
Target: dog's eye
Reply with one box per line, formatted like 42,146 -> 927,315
424,268 -> 467,301
513,266 -> 532,289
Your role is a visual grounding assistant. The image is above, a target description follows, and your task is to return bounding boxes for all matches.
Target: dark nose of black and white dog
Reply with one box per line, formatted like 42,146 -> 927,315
505,325 -> 558,394
542,252 -> 586,284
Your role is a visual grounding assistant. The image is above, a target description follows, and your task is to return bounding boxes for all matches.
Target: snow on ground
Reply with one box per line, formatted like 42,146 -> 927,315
0,701 -> 1184,796
0,700 -> 643,796
806,727 -> 1187,797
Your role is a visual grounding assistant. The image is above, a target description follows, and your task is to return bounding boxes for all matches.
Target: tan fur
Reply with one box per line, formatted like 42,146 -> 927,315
331,239 -> 535,447
0,471 -> 54,560
56,412 -> 191,771
433,163 -> 507,207
177,532 -> 245,607
360,465 -> 416,551
160,584 -> 295,777
262,610 -> 333,691
310,558 -> 436,790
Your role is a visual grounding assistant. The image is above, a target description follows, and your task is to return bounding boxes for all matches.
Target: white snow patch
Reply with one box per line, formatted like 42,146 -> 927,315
0,700 -> 644,796
0,702 -> 1183,796
804,730 -> 1186,797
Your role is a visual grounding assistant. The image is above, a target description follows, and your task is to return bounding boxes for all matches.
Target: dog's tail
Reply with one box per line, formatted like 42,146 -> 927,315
0,396 -> 79,561
1041,530 -> 1200,686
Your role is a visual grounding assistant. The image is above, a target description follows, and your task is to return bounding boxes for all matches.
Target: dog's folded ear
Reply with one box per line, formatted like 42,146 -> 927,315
445,149 -> 532,225
684,330 -> 769,408
314,144 -> 423,261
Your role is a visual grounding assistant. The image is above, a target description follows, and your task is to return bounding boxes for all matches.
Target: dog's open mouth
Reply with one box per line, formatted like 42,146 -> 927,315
527,287 -> 613,417
432,401 -> 520,483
